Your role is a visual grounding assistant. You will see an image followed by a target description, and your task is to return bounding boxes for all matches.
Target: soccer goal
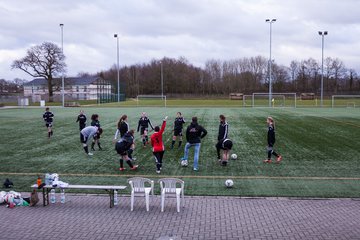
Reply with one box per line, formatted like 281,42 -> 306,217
136,95 -> 167,107
242,95 -> 253,107
331,95 -> 360,108
251,93 -> 297,108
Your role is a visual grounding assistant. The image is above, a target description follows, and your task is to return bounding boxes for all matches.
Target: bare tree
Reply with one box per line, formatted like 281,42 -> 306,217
11,42 -> 66,101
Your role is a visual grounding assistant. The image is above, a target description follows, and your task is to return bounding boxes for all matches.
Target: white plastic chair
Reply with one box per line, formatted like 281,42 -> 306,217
128,177 -> 154,211
158,178 -> 184,212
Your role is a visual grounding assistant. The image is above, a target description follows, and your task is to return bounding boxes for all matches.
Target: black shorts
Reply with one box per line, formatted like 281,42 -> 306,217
216,139 -> 233,150
222,139 -> 233,150
140,127 -> 148,135
45,122 -> 53,128
173,128 -> 183,137
80,133 -> 88,144
115,142 -> 129,156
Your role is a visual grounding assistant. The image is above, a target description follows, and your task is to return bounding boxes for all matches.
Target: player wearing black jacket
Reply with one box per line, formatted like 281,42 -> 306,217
137,112 -> 154,147
90,114 -> 102,151
43,107 -> 54,138
76,110 -> 87,131
216,115 -> 229,161
115,130 -> 138,171
181,117 -> 207,171
263,117 -> 282,163
114,115 -> 129,139
171,112 -> 186,149
114,114 -> 136,161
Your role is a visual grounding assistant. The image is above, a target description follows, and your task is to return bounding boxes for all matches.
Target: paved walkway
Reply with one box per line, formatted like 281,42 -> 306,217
1,194 -> 359,240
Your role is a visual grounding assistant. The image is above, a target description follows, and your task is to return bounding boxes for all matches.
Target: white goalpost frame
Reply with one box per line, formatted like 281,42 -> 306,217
252,92 -> 297,108
331,95 -> 360,108
242,95 -> 253,107
136,95 -> 167,107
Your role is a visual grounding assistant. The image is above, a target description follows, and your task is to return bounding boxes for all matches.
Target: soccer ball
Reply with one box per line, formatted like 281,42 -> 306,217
225,179 -> 234,188
181,160 -> 188,167
231,153 -> 237,160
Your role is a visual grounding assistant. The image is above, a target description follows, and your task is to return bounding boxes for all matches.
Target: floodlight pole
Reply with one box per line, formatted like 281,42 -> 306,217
161,60 -> 164,98
114,34 -> 120,102
319,31 -> 328,107
60,23 -> 64,107
266,19 -> 276,107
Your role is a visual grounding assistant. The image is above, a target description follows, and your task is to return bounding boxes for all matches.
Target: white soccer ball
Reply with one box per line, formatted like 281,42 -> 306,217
231,153 -> 237,160
225,179 -> 234,188
181,160 -> 188,167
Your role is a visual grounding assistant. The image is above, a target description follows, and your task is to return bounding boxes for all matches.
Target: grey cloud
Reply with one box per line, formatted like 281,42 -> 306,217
1,0 -> 359,80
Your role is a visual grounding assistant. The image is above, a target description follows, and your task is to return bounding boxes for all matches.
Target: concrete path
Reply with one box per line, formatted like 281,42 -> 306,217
1,194 -> 359,240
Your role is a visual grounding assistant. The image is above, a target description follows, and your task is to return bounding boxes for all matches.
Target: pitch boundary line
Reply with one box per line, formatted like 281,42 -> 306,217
1,172 -> 359,181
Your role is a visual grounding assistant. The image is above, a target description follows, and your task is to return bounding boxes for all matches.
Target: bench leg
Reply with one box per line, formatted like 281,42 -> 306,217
109,190 -> 114,208
43,188 -> 51,206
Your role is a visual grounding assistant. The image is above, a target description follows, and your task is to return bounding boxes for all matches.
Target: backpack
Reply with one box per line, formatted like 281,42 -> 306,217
30,189 -> 39,207
3,178 -> 13,188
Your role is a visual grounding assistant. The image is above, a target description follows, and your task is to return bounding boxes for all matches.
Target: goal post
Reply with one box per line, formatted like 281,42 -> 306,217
331,95 -> 360,108
242,95 -> 253,107
252,93 -> 297,108
136,95 -> 167,107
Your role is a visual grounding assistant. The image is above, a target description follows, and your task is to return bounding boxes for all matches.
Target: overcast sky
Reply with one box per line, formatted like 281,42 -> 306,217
1,0 -> 359,80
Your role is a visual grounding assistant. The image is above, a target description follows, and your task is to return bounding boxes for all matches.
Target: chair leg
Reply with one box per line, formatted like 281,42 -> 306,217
176,192 -> 181,213
145,192 -> 150,212
131,193 -> 134,211
161,192 -> 165,212
182,191 -> 185,207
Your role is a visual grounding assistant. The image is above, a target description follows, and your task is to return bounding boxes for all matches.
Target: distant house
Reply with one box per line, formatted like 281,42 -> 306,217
23,76 -> 113,101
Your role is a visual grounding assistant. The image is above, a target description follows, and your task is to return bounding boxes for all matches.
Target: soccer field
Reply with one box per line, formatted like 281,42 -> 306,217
0,107 -> 359,198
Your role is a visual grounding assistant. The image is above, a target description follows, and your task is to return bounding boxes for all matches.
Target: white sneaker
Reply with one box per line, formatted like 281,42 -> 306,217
88,152 -> 93,156
156,170 -> 161,174
131,157 -> 137,161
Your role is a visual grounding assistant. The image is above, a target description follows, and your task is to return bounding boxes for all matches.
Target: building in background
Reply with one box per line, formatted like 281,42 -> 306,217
23,76 -> 114,102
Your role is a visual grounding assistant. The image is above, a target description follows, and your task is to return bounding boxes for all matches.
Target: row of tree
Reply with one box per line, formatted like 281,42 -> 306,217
105,56 -> 360,97
10,42 -> 360,101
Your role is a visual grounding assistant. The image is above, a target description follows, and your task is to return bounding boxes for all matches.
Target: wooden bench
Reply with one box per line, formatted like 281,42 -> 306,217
31,184 -> 127,208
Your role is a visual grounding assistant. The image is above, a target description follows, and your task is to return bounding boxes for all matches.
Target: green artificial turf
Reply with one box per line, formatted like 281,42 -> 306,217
0,106 -> 359,198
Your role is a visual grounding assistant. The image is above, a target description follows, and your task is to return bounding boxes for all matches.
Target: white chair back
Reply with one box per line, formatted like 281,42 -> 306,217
159,178 -> 184,193
128,177 -> 154,194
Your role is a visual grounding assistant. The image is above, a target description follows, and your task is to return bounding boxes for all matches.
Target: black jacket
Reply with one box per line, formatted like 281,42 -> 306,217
137,117 -> 154,131
43,111 -> 54,123
267,124 -> 276,146
116,132 -> 134,150
118,121 -> 129,137
186,122 -> 207,144
76,114 -> 87,125
174,117 -> 186,130
217,122 -> 228,141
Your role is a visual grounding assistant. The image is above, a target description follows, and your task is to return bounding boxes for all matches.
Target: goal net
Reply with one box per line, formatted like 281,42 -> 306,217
251,93 -> 297,108
242,95 -> 253,107
331,95 -> 360,108
136,95 -> 167,107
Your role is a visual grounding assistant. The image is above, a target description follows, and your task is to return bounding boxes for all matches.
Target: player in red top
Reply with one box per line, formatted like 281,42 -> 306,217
150,116 -> 168,174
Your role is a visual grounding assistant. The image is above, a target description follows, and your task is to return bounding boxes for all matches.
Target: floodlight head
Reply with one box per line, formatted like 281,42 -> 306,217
324,31 -> 328,35
318,31 -> 322,35
272,19 -> 276,22
59,23 -> 64,27
266,19 -> 270,22
114,34 -> 118,38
